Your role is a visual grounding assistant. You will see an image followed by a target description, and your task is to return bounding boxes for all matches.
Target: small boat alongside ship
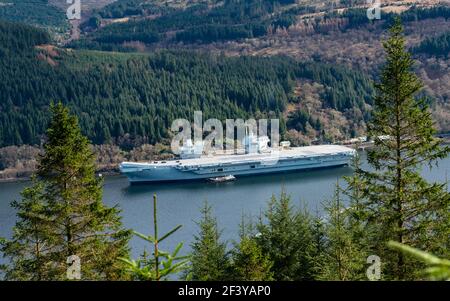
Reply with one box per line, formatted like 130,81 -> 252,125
119,134 -> 357,184
208,175 -> 236,183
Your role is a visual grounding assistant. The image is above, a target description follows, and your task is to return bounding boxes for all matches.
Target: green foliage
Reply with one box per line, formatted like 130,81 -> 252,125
256,192 -> 316,281
0,20 -> 50,55
0,21 -> 373,148
188,202 -> 230,281
414,31 -> 450,58
0,0 -> 68,31
388,241 -> 450,281
175,23 -> 266,44
324,7 -> 382,30
287,108 -> 322,133
79,3 -> 450,47
1,103 -> 131,280
96,0 -> 175,19
0,180 -> 54,280
347,18 -> 450,280
79,0 -> 298,46
119,195 -> 189,281
399,5 -> 450,23
324,5 -> 450,32
228,218 -> 273,281
317,184 -> 368,280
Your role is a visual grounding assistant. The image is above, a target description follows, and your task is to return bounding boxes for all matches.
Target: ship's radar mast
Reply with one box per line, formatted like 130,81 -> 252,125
242,132 -> 270,154
180,139 -> 204,159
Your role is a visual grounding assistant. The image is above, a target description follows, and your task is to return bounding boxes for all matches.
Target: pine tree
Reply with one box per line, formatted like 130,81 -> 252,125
119,195 -> 189,281
351,18 -> 450,280
309,209 -> 327,277
229,217 -> 273,281
0,180 -> 55,280
256,192 -> 316,280
318,184 -> 368,280
188,202 -> 230,281
1,103 -> 131,280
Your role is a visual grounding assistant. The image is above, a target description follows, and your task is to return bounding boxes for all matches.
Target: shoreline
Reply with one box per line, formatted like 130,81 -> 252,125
0,170 -> 121,184
2,139 -> 449,185
0,177 -> 32,184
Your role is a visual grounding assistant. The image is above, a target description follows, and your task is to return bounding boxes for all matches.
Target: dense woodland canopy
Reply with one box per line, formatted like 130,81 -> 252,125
0,0 -> 67,30
74,3 -> 450,51
0,2 -> 450,151
73,0 -> 313,49
0,20 -> 50,53
415,31 -> 450,58
0,20 -> 373,148
325,5 -> 450,31
96,0 -> 175,19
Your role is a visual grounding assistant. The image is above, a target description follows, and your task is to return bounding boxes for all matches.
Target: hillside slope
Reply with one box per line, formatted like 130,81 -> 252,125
0,20 -> 375,148
1,1 -> 449,148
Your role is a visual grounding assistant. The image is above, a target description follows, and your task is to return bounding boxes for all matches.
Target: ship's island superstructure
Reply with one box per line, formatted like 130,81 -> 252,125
119,134 -> 356,184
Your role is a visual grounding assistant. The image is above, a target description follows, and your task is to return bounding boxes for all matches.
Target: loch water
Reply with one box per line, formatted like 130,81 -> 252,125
0,154 -> 449,262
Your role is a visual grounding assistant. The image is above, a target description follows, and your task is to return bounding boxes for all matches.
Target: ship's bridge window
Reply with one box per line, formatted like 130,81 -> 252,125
218,168 -> 224,172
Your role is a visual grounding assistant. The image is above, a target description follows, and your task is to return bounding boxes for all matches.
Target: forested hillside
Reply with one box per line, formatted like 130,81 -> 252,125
415,31 -> 450,57
73,0 -> 300,50
0,0 -> 68,32
0,20 -> 374,149
170,4 -> 450,132
94,0 -> 176,19
0,20 -> 50,53
1,1 -> 450,152
72,1 -> 450,50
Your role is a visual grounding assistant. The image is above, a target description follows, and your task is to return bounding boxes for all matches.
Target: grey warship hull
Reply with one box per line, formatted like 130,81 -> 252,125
119,145 -> 356,184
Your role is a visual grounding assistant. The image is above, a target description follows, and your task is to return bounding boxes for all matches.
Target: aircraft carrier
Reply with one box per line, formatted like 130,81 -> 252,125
119,135 -> 356,184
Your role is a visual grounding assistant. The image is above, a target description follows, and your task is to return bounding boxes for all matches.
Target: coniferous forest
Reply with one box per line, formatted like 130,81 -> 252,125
0,20 -> 374,148
0,0 -> 449,286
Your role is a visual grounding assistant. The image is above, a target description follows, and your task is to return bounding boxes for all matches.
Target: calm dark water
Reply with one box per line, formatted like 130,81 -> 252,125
1,154 -> 449,263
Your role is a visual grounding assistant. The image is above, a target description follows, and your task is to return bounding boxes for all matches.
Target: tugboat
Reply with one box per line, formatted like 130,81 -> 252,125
208,175 -> 236,183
